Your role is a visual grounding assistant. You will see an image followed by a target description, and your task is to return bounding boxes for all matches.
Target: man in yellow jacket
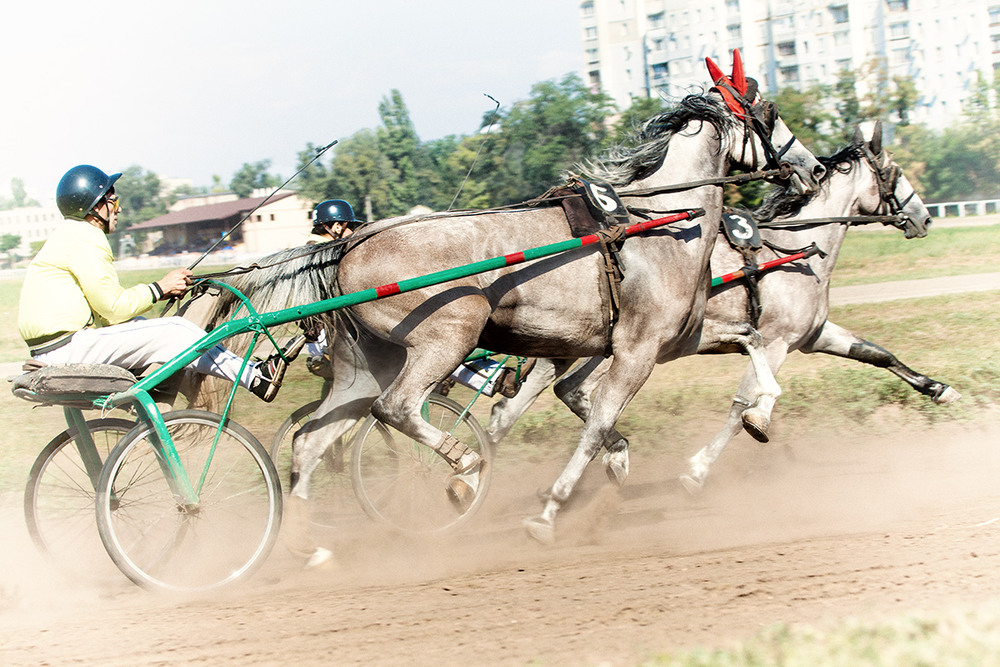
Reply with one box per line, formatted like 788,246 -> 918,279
18,164 -> 299,401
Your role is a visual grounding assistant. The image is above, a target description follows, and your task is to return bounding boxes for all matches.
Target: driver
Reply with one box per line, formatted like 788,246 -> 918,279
17,164 -> 301,402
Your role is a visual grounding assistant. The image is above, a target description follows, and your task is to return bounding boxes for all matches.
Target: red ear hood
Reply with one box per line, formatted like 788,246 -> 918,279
705,50 -> 749,117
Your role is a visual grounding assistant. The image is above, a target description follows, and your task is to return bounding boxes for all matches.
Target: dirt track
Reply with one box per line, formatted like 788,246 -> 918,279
1,274 -> 999,665
2,416 -> 999,666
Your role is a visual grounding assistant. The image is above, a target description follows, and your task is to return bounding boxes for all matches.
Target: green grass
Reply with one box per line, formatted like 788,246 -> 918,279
831,223 -> 1000,287
647,602 -> 1000,666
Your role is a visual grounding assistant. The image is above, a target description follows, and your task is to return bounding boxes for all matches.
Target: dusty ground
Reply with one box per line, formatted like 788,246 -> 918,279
1,415 -> 998,666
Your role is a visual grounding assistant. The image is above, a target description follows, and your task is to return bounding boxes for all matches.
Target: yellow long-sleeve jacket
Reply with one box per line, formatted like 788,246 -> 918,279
18,219 -> 156,346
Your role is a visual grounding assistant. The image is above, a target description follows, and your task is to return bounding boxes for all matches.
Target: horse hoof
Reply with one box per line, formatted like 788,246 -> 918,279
601,450 -> 629,488
523,516 -> 556,545
305,547 -> 334,569
447,460 -> 489,513
741,410 -> 770,443
679,473 -> 704,495
934,386 -> 961,405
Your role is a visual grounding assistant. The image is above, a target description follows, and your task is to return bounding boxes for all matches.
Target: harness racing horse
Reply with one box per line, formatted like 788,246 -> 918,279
485,122 -> 949,498
207,51 -> 825,555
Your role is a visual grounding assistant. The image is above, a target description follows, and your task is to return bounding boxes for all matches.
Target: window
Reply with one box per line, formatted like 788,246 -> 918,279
725,0 -> 739,11
585,26 -> 597,39
588,70 -> 601,87
834,30 -> 849,46
270,214 -> 275,221
992,34 -> 1000,52
835,58 -> 852,71
780,65 -> 800,83
581,1 -> 594,17
889,22 -> 909,39
991,6 -> 1000,25
651,37 -> 665,51
727,24 -> 741,39
830,5 -> 848,24
777,41 -> 796,56
887,0 -> 908,10
648,12 -> 664,29
586,47 -> 599,63
652,62 -> 669,79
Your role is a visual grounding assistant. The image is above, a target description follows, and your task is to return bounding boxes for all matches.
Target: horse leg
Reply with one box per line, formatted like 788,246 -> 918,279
552,356 -> 631,487
698,321 -> 782,443
803,320 -> 961,404
285,331 -> 404,566
681,341 -> 788,493
485,358 -> 574,447
524,346 -> 657,544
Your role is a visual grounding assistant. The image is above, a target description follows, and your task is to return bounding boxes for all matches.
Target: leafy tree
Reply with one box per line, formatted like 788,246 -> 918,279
1,234 -> 21,252
473,74 -> 615,206
115,165 -> 168,230
773,84 -> 837,155
229,160 -> 281,198
832,69 -> 863,145
609,96 -> 668,144
376,89 -> 435,215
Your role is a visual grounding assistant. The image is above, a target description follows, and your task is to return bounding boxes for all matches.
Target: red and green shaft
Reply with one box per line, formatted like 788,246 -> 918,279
711,250 -> 809,288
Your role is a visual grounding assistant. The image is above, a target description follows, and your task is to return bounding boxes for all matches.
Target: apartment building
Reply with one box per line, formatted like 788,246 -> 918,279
580,0 -> 1000,128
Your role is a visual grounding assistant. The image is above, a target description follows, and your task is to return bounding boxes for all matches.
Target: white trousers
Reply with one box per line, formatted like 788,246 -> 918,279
35,317 -> 259,388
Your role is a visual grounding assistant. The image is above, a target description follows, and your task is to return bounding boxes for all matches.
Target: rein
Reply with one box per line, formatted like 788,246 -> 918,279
756,213 -> 908,229
617,165 -> 790,199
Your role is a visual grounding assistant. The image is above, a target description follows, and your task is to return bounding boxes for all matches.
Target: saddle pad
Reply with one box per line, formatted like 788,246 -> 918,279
721,208 -> 762,250
11,363 -> 137,407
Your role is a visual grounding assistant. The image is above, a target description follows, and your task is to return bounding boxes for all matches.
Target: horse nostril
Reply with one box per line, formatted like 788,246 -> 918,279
813,164 -> 827,182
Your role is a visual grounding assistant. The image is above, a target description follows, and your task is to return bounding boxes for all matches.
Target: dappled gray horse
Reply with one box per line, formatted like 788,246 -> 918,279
206,51 -> 825,554
486,122 -> 950,498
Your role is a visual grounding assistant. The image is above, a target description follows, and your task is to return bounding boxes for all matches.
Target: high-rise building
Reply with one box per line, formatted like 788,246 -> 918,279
579,0 -> 1000,128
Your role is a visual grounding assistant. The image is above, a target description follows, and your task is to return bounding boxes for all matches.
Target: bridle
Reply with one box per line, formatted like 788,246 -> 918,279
711,78 -> 797,176
859,142 -> 915,221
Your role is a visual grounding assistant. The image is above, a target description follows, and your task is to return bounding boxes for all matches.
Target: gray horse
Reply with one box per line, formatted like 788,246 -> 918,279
485,121 -> 950,500
206,51 -> 825,556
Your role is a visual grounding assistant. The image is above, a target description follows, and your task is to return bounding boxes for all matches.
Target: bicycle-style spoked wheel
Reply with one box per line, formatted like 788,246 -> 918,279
95,410 -> 282,591
270,400 -> 364,529
24,418 -> 134,580
350,394 -> 493,534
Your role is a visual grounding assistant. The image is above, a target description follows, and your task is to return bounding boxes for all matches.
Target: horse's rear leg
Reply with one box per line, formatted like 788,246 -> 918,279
485,357 -> 574,446
804,320 -> 960,404
553,356 -> 631,487
524,347 -> 656,544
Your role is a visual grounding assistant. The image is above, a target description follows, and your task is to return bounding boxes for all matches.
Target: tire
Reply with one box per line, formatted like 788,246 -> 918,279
95,410 -> 282,592
350,394 -> 493,535
24,418 -> 134,580
269,400 -> 364,529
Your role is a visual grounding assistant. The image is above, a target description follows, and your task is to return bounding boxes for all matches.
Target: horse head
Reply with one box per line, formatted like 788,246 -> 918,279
706,49 -> 825,195
855,121 -> 930,239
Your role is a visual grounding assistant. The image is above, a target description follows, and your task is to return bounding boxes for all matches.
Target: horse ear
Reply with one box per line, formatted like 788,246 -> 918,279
731,49 -> 748,96
853,126 -> 864,145
706,56 -> 726,85
870,120 -> 883,154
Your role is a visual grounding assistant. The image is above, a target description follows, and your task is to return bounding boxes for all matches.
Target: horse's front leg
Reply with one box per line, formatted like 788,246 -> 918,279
803,320 -> 960,404
553,356 -> 630,487
524,346 -> 656,544
698,321 -> 782,442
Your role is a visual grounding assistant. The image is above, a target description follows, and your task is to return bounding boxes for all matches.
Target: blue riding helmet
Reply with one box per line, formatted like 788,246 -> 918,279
56,165 -> 122,221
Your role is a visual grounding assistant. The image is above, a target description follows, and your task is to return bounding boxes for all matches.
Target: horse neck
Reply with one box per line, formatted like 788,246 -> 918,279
631,122 -> 729,220
767,167 -> 868,280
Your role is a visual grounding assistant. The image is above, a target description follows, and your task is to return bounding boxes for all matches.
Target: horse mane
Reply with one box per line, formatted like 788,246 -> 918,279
755,141 -> 867,222
574,93 -> 736,186
200,242 -> 346,348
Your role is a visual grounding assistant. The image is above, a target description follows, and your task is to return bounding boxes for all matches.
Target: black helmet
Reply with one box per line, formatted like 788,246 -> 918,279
56,165 -> 122,221
313,199 -> 360,229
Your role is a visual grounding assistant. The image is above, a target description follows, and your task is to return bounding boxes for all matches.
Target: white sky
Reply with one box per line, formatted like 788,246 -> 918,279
1,1 -> 583,205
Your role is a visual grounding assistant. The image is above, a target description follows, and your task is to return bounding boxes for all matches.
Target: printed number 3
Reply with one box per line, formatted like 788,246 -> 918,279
731,214 -> 753,240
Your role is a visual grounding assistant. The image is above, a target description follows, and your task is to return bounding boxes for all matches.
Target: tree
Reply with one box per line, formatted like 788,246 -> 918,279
1,234 -> 20,252
473,73 -> 615,206
609,96 -> 668,144
115,165 -> 168,230
773,84 -> 837,155
376,89 -> 435,215
230,160 -> 281,198
832,69 -> 863,145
